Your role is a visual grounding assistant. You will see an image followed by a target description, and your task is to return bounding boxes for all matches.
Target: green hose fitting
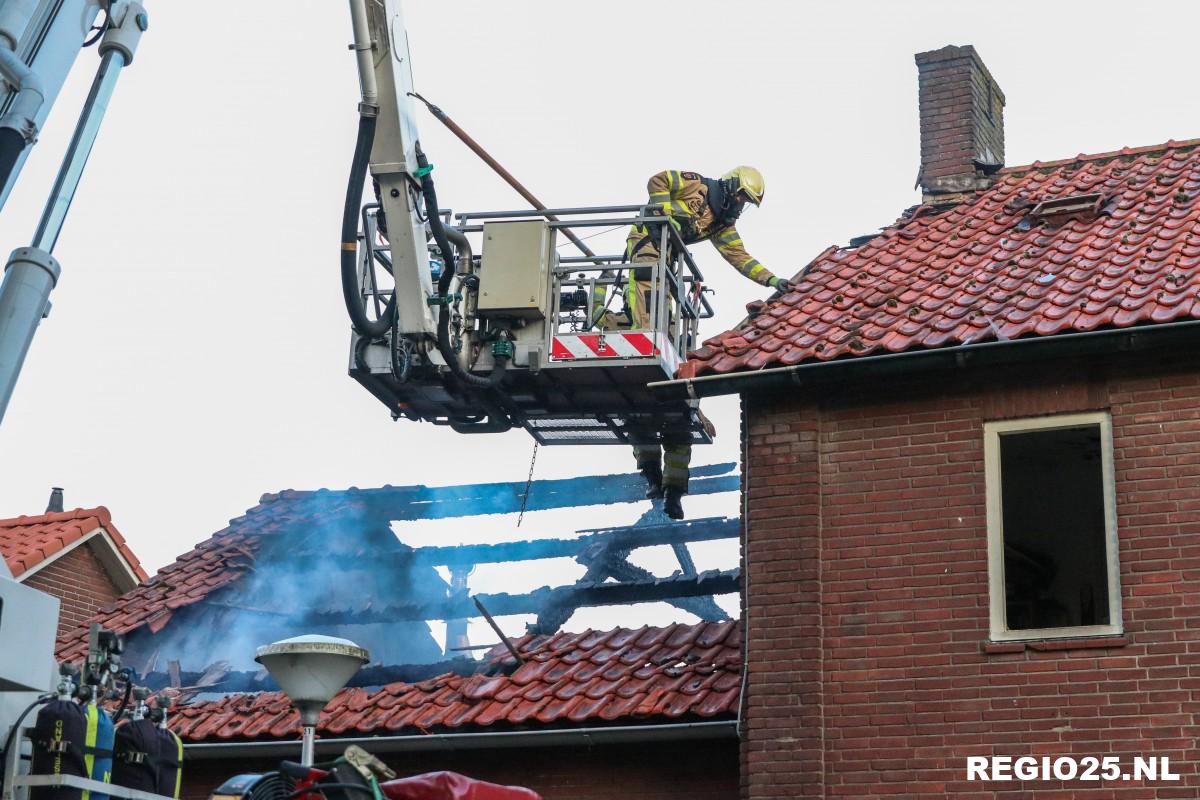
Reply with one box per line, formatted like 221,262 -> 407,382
492,339 -> 515,359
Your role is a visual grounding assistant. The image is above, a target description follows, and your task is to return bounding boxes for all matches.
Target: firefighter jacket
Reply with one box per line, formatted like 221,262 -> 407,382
625,170 -> 778,287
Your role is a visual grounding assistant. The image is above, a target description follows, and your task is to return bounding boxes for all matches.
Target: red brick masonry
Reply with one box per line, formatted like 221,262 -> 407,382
740,354 -> 1200,798
24,544 -> 125,640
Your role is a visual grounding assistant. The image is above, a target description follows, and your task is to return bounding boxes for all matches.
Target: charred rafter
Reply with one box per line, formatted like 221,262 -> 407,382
277,463 -> 739,523
201,569 -> 739,626
287,516 -> 738,567
532,537 -> 729,634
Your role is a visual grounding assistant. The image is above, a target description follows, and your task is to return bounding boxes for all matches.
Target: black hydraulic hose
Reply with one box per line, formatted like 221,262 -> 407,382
449,414 -> 511,434
341,114 -> 396,337
0,693 -> 52,784
112,673 -> 133,723
416,145 -> 510,391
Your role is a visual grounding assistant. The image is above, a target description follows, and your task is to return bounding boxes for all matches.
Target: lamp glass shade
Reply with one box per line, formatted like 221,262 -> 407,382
255,634 -> 369,726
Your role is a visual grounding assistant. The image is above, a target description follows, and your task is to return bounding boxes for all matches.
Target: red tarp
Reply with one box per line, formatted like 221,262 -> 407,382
379,772 -> 541,800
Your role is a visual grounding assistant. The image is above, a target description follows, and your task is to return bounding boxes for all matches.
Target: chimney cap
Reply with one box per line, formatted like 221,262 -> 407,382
46,487 -> 64,513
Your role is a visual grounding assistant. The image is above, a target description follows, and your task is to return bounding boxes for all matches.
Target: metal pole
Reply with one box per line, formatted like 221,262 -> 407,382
0,34 -> 133,425
472,597 -> 524,664
408,92 -> 604,264
347,0 -> 378,109
301,725 -> 316,766
32,49 -> 125,251
0,246 -> 59,421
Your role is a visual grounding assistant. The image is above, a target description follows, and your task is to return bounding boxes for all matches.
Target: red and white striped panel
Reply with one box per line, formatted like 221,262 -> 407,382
550,332 -> 656,360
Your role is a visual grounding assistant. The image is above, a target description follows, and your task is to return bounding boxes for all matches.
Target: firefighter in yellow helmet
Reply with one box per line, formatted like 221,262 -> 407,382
618,166 -> 792,519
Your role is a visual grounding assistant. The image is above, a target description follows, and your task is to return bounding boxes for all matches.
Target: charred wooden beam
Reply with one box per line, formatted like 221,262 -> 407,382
268,464 -> 738,523
288,517 -> 738,566
202,569 -> 739,626
532,553 -> 728,635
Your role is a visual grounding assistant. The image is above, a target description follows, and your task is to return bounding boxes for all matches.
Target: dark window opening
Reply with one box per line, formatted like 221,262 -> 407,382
999,424 -> 1110,631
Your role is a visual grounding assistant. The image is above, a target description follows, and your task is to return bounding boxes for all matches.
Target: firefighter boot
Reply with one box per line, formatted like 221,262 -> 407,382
641,461 -> 664,499
663,485 -> 685,520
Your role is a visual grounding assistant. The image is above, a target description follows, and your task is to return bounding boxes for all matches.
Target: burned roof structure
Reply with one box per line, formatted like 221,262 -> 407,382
55,465 -> 742,745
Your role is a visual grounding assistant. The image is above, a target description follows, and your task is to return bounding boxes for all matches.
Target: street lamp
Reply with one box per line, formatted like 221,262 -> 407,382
255,634 -> 369,765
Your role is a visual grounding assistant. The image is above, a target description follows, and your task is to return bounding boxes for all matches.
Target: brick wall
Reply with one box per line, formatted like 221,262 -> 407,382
24,540 -> 123,639
181,739 -> 737,800
742,353 -> 1200,798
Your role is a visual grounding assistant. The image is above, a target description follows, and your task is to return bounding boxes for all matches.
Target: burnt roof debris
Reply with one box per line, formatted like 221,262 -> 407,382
289,516 -> 739,566
59,466 -> 741,684
258,462 -> 739,522
200,569 -> 740,628
847,232 -> 882,248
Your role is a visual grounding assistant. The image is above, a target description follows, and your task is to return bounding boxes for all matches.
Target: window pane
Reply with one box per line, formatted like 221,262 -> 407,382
999,424 -> 1109,630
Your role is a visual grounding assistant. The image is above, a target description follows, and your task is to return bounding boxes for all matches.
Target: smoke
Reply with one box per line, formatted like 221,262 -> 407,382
117,472 -> 742,681
122,497 -> 450,675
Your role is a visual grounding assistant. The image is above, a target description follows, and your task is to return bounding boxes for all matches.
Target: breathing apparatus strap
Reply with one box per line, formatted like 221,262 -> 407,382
702,177 -> 742,229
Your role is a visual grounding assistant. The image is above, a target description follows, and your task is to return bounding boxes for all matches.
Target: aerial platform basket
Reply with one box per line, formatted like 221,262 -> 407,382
348,205 -> 714,446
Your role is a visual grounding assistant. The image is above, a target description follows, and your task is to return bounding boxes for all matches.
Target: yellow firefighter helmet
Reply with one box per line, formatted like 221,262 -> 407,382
722,166 -> 765,206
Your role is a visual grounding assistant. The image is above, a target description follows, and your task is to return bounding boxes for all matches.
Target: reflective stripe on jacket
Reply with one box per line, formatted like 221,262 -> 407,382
627,170 -> 777,287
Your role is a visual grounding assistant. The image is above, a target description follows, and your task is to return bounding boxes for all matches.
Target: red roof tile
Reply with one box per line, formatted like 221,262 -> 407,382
0,507 -> 147,582
684,138 -> 1200,377
167,620 -> 741,742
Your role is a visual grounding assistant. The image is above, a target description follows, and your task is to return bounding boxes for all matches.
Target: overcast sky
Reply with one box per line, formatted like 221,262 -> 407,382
2,1 -> 1197,638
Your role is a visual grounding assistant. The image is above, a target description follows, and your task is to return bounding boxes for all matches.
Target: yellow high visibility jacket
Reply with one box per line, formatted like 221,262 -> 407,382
627,169 -> 778,287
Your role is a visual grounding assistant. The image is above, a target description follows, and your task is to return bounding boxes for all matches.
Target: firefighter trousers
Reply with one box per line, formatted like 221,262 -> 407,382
633,438 -> 691,491
625,265 -> 690,491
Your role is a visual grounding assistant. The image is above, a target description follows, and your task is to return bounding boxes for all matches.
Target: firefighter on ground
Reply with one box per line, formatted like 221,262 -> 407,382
616,166 -> 793,520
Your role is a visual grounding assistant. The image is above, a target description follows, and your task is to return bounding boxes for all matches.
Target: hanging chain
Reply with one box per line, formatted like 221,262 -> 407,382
516,441 -> 539,527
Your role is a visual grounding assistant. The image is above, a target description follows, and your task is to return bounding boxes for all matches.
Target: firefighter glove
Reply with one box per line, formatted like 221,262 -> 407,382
769,276 -> 793,293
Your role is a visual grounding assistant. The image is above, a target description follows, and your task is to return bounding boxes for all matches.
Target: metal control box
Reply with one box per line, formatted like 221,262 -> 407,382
0,577 -> 58,692
477,220 -> 553,319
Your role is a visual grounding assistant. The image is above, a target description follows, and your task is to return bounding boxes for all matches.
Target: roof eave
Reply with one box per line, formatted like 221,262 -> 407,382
17,528 -> 143,592
652,318 -> 1200,401
182,719 -> 738,759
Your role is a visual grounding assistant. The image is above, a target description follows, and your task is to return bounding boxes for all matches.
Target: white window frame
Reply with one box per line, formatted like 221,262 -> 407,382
984,412 -> 1123,642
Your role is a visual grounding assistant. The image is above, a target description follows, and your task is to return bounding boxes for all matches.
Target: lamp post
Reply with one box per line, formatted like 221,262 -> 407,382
255,634 -> 369,765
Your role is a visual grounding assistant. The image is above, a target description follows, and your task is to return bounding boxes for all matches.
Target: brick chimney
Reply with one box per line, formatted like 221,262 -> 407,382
914,44 -> 1005,204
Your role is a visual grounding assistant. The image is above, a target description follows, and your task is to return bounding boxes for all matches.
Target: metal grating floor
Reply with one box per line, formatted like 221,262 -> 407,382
524,414 -> 711,447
